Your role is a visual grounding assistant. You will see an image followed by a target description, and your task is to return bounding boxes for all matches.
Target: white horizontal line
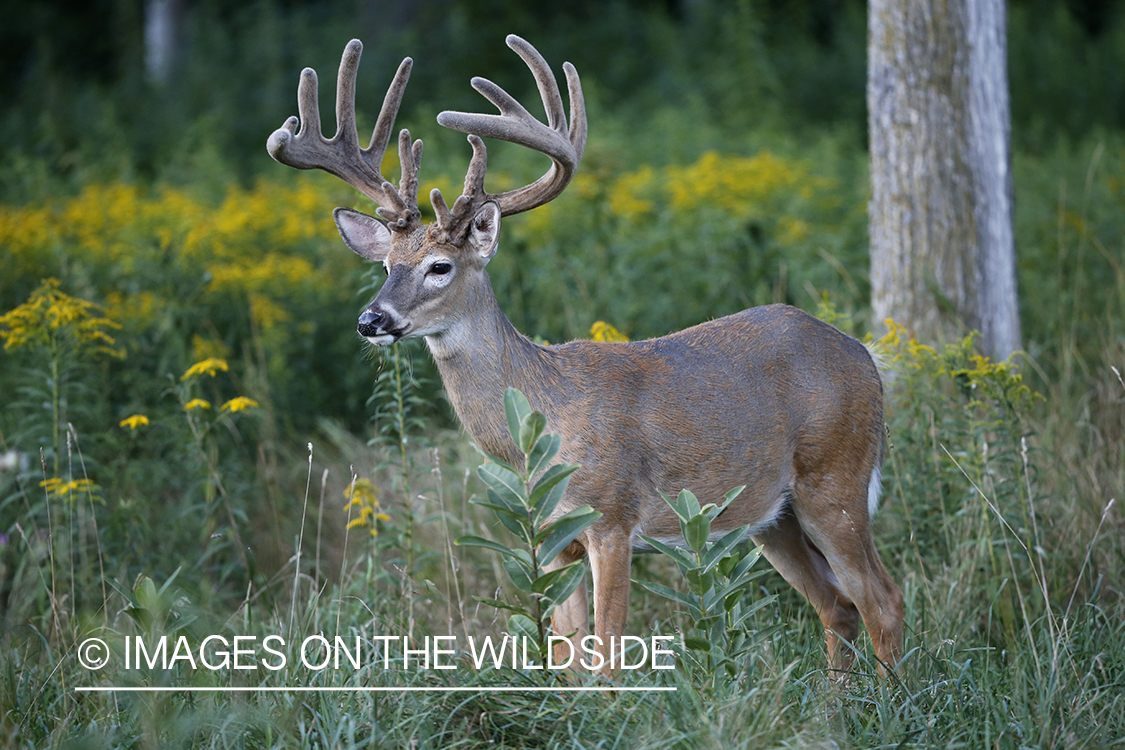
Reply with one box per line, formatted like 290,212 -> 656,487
75,686 -> 675,693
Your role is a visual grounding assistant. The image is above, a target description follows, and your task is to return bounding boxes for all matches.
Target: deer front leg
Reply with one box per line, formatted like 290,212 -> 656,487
586,528 -> 633,677
546,542 -> 589,671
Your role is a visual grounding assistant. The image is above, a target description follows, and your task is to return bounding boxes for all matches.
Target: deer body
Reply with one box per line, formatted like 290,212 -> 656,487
269,35 -> 903,675
425,276 -> 899,670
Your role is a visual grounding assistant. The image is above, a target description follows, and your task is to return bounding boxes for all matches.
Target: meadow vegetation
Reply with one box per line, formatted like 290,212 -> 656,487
1,1 -> 1123,747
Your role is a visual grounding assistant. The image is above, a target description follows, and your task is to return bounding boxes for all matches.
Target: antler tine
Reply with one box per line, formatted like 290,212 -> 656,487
429,135 -> 489,242
435,34 -> 586,220
513,36 -> 566,133
267,40 -> 420,229
381,129 -> 423,229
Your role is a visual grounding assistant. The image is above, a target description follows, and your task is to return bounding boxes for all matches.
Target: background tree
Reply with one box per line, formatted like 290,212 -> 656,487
144,0 -> 184,85
868,0 -> 1021,358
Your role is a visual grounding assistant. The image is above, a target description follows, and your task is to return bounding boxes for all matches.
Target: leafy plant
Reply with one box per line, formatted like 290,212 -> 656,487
457,388 -> 601,661
362,340 -> 438,637
635,487 -> 776,689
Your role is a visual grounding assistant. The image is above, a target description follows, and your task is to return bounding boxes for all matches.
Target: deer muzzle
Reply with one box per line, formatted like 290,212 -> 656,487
357,305 -> 408,345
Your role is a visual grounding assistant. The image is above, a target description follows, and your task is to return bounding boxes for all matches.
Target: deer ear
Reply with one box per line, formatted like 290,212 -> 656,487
334,207 -> 392,262
467,202 -> 501,262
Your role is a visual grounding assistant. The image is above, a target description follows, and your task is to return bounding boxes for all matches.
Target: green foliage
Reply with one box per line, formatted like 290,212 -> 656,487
0,2 -> 1123,746
876,321 -> 1039,567
458,388 -> 600,660
0,278 -> 124,475
496,143 -> 869,342
635,488 -> 777,691
354,340 -> 451,638
0,325 -> 1122,747
3,0 -> 1120,200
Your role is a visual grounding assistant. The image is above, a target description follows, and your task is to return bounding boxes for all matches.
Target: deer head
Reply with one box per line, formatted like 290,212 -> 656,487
267,35 -> 586,348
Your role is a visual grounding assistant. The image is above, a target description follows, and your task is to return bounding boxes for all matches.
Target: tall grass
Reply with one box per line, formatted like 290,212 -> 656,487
2,300 -> 1122,747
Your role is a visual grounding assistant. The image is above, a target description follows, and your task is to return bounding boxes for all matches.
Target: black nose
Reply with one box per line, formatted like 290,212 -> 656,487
358,308 -> 387,337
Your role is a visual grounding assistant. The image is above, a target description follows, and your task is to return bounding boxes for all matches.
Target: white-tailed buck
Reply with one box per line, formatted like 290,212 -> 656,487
268,36 -> 903,675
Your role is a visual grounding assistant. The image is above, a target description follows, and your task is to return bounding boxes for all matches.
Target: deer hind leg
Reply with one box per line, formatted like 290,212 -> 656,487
788,473 -> 904,673
753,511 -> 863,672
586,528 -> 634,676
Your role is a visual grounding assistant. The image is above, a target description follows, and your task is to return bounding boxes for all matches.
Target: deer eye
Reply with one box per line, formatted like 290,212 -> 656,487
429,261 -> 453,276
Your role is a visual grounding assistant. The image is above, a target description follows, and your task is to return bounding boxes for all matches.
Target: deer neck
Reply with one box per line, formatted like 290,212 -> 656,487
423,274 -> 560,462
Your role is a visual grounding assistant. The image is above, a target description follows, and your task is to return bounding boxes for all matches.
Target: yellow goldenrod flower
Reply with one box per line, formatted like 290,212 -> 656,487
343,478 -> 387,537
590,321 -> 629,343
0,278 -> 124,358
343,478 -> 380,508
220,396 -> 259,413
347,509 -> 372,530
40,477 -> 102,502
183,398 -> 212,411
608,165 -> 657,220
119,414 -> 150,430
180,357 -> 229,380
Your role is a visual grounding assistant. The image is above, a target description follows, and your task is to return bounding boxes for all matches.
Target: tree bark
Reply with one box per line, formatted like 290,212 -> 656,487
868,0 -> 1020,359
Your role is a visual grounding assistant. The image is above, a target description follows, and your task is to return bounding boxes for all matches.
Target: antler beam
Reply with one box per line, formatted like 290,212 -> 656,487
266,41 -> 422,230
435,34 -> 587,223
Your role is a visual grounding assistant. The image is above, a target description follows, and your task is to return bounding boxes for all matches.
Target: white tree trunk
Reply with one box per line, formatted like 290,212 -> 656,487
868,0 -> 1020,359
145,0 -> 182,86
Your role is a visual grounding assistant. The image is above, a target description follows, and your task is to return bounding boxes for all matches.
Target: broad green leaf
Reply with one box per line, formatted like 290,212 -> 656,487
730,545 -> 765,579
527,432 -> 561,479
718,554 -> 738,578
636,535 -> 695,571
504,388 -> 533,444
683,636 -> 713,653
472,596 -> 526,616
529,462 -> 578,507
518,410 -> 547,455
469,442 -> 521,476
134,576 -> 158,611
472,497 -> 527,523
532,560 -> 587,612
479,493 -> 531,542
702,582 -> 730,612
701,527 -> 748,573
705,568 -> 769,611
714,485 -> 746,517
528,564 -> 571,595
687,568 -> 715,598
503,554 -> 535,592
530,463 -> 579,526
508,613 -> 539,643
658,490 -> 687,523
729,594 -> 778,627
678,489 -> 702,519
535,506 -> 602,565
478,462 -> 527,512
633,579 -> 703,618
732,622 -> 785,650
455,535 -> 523,561
684,512 -> 711,554
124,606 -> 153,632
